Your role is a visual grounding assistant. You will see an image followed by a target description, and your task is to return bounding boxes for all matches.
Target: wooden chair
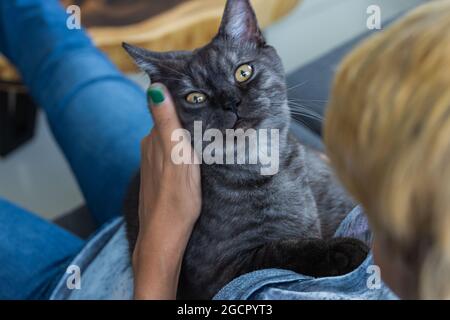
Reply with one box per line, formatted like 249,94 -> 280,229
1,0 -> 300,80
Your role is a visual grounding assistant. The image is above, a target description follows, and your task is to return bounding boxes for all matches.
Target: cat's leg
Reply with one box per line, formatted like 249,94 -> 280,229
247,237 -> 369,277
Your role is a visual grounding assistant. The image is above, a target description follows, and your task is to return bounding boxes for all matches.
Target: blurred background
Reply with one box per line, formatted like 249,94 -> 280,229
0,0 -> 424,223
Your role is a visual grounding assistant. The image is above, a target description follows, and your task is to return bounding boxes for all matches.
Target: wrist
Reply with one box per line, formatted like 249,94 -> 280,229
132,231 -> 187,300
133,245 -> 184,299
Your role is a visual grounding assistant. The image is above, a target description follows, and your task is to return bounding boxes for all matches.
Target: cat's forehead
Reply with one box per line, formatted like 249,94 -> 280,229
182,42 -> 259,83
195,41 -> 258,65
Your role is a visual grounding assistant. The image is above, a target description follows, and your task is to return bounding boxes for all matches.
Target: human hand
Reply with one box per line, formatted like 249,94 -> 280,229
132,83 -> 201,300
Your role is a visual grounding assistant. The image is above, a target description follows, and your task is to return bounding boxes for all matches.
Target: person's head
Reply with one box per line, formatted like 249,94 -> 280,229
325,0 -> 450,299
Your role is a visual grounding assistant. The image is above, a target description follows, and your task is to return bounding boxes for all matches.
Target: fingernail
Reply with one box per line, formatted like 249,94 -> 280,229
147,86 -> 165,106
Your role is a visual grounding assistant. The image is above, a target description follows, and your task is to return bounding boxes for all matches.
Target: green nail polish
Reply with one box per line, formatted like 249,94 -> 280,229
147,87 -> 165,105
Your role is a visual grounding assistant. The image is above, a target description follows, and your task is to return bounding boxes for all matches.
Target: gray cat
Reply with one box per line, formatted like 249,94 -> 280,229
123,0 -> 368,300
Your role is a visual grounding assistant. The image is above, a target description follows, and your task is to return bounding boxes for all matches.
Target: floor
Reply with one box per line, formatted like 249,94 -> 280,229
0,0 -> 425,220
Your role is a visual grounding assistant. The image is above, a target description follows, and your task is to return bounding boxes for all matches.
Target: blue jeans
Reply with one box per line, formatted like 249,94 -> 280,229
0,0 -> 152,299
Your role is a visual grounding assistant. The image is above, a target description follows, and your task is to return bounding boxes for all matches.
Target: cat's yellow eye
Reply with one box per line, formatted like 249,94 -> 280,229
235,64 -> 253,83
186,92 -> 207,104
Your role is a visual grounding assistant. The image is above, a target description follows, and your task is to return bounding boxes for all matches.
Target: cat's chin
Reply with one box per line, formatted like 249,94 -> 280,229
219,111 -> 260,131
213,121 -> 256,134
232,119 -> 247,130
232,118 -> 260,131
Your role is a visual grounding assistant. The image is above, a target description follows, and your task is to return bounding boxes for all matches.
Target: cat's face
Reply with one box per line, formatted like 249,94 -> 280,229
123,0 -> 289,136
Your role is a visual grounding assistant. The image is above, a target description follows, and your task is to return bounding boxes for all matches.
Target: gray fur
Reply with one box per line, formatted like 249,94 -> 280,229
123,0 -> 361,299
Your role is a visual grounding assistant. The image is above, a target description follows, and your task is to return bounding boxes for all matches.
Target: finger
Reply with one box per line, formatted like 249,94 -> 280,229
141,131 -> 162,167
147,83 -> 183,153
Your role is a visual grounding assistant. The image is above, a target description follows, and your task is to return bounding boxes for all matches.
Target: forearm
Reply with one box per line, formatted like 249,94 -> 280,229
133,245 -> 184,300
132,207 -> 194,300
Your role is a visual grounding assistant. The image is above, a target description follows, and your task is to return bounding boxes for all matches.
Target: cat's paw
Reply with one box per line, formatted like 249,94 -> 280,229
328,237 -> 369,276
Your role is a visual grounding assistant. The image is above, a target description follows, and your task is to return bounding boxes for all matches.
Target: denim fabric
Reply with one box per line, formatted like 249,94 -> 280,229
0,199 -> 84,299
0,0 -> 151,299
50,218 -> 134,300
214,255 -> 395,300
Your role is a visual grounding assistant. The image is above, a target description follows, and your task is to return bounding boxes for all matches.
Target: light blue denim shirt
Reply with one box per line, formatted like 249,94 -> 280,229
50,206 -> 397,300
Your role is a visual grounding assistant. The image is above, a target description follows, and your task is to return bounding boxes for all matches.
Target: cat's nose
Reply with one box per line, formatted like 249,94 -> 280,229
223,98 -> 241,113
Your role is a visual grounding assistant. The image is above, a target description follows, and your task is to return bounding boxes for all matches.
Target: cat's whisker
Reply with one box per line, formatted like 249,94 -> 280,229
287,81 -> 308,92
290,108 -> 322,117
269,102 -> 324,121
270,100 -> 323,119
291,115 -> 316,131
288,100 -> 321,110
289,98 -> 329,103
289,105 -> 323,121
288,99 -> 327,111
290,111 -> 323,121
289,104 -> 321,114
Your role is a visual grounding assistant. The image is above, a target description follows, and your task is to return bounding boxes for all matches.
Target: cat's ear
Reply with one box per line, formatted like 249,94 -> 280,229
122,42 -> 188,78
123,42 -> 160,75
217,0 -> 265,45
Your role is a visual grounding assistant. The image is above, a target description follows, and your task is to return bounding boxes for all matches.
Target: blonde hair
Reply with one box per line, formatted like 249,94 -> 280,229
324,0 -> 450,299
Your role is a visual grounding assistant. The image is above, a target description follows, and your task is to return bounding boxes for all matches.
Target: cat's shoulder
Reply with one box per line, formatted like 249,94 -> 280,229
283,132 -> 332,176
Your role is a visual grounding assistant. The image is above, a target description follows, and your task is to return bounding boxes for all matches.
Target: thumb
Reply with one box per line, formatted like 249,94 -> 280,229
147,83 -> 183,153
